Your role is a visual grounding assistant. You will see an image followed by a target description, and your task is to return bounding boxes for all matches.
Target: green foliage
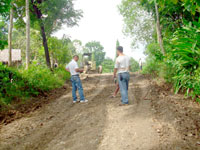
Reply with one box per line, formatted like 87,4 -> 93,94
11,0 -> 83,67
22,65 -> 62,92
53,65 -> 71,83
0,0 -> 12,16
118,0 -> 155,47
48,36 -> 73,64
84,41 -> 106,66
0,64 -> 70,106
168,22 -> 200,97
0,0 -> 11,49
121,0 -> 200,100
14,0 -> 83,36
130,58 -> 140,72
12,29 -> 74,66
143,21 -> 200,99
0,64 -> 27,105
102,58 -> 114,73
0,18 -> 8,49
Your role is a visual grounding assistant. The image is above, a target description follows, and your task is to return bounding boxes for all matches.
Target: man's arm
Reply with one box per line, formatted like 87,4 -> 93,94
114,59 -> 119,78
74,62 -> 84,73
113,68 -> 118,78
66,64 -> 70,72
75,68 -> 84,73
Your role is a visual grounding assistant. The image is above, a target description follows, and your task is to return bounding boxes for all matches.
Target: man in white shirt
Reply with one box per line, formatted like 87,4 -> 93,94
114,46 -> 130,105
66,55 -> 88,103
139,58 -> 142,71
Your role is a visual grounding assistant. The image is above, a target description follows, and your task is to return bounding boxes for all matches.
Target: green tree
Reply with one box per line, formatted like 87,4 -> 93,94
118,0 -> 155,47
0,0 -> 12,16
102,58 -> 114,73
13,0 -> 82,68
48,36 -> 74,65
0,0 -> 12,49
0,18 -> 8,49
84,41 -> 106,66
130,58 -> 139,72
120,0 -> 200,98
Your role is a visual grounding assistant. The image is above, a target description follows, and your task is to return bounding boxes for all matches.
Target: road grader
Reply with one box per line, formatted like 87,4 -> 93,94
82,53 -> 102,74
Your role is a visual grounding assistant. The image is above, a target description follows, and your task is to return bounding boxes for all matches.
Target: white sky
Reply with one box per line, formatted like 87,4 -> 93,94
54,0 -> 146,61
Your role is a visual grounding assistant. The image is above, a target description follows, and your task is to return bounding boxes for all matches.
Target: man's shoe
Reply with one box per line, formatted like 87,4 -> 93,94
73,101 -> 77,104
80,99 -> 88,103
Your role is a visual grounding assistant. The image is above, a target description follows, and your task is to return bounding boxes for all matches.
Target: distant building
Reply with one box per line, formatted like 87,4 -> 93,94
0,49 -> 22,66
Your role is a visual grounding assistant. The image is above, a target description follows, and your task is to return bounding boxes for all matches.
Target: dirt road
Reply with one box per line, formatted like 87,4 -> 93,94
0,74 -> 200,150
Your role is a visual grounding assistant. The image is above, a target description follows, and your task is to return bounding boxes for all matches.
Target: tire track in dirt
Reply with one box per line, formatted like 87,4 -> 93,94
0,75 -> 111,150
1,74 -> 198,150
97,74 -> 160,150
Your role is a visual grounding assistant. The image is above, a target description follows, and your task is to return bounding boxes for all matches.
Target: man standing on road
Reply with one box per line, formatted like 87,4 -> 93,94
66,55 -> 88,103
139,58 -> 143,71
113,46 -> 130,105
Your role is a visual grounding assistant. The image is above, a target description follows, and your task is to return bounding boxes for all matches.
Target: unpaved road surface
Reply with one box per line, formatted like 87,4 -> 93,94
0,74 -> 200,150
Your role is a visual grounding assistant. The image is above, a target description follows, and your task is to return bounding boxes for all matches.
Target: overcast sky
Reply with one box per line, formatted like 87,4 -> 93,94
54,0 -> 146,61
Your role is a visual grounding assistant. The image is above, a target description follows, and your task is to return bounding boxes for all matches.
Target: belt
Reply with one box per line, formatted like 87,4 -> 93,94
118,72 -> 129,74
72,74 -> 79,77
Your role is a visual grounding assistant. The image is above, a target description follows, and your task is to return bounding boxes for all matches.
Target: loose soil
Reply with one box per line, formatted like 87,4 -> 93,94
0,74 -> 200,150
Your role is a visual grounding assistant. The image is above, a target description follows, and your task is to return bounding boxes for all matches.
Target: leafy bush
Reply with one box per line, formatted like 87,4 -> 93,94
143,22 -> 200,100
22,65 -> 63,92
53,65 -> 71,83
102,58 -> 114,73
142,43 -> 163,76
130,58 -> 140,72
0,64 -> 29,105
0,64 -> 70,106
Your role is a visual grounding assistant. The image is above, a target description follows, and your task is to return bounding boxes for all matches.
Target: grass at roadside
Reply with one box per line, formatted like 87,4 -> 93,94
0,64 -> 70,109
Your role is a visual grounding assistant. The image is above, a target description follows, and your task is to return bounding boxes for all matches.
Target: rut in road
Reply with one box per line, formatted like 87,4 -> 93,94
0,74 -> 194,150
98,74 -> 159,150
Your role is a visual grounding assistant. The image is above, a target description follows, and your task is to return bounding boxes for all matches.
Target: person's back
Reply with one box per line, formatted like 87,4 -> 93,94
114,46 -> 130,105
115,55 -> 130,73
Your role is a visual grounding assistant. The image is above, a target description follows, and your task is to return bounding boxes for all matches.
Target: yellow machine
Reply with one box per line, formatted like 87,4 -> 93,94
82,53 -> 102,74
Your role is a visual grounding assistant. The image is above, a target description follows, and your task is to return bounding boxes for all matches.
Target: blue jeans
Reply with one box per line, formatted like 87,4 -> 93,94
118,72 -> 130,104
71,75 -> 85,101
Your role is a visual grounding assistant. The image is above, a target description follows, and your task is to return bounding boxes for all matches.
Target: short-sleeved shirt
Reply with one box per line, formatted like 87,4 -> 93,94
115,55 -> 130,74
66,59 -> 79,76
139,60 -> 142,66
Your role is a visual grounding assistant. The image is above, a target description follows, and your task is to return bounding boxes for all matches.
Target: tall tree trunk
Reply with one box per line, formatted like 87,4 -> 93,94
154,1 -> 165,55
8,7 -> 14,66
26,0 -> 30,69
40,23 -> 51,68
31,0 -> 51,68
51,52 -> 54,69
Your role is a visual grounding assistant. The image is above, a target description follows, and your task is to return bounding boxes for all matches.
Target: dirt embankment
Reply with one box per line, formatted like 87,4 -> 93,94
0,82 -> 71,127
148,77 -> 200,149
0,74 -> 199,150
